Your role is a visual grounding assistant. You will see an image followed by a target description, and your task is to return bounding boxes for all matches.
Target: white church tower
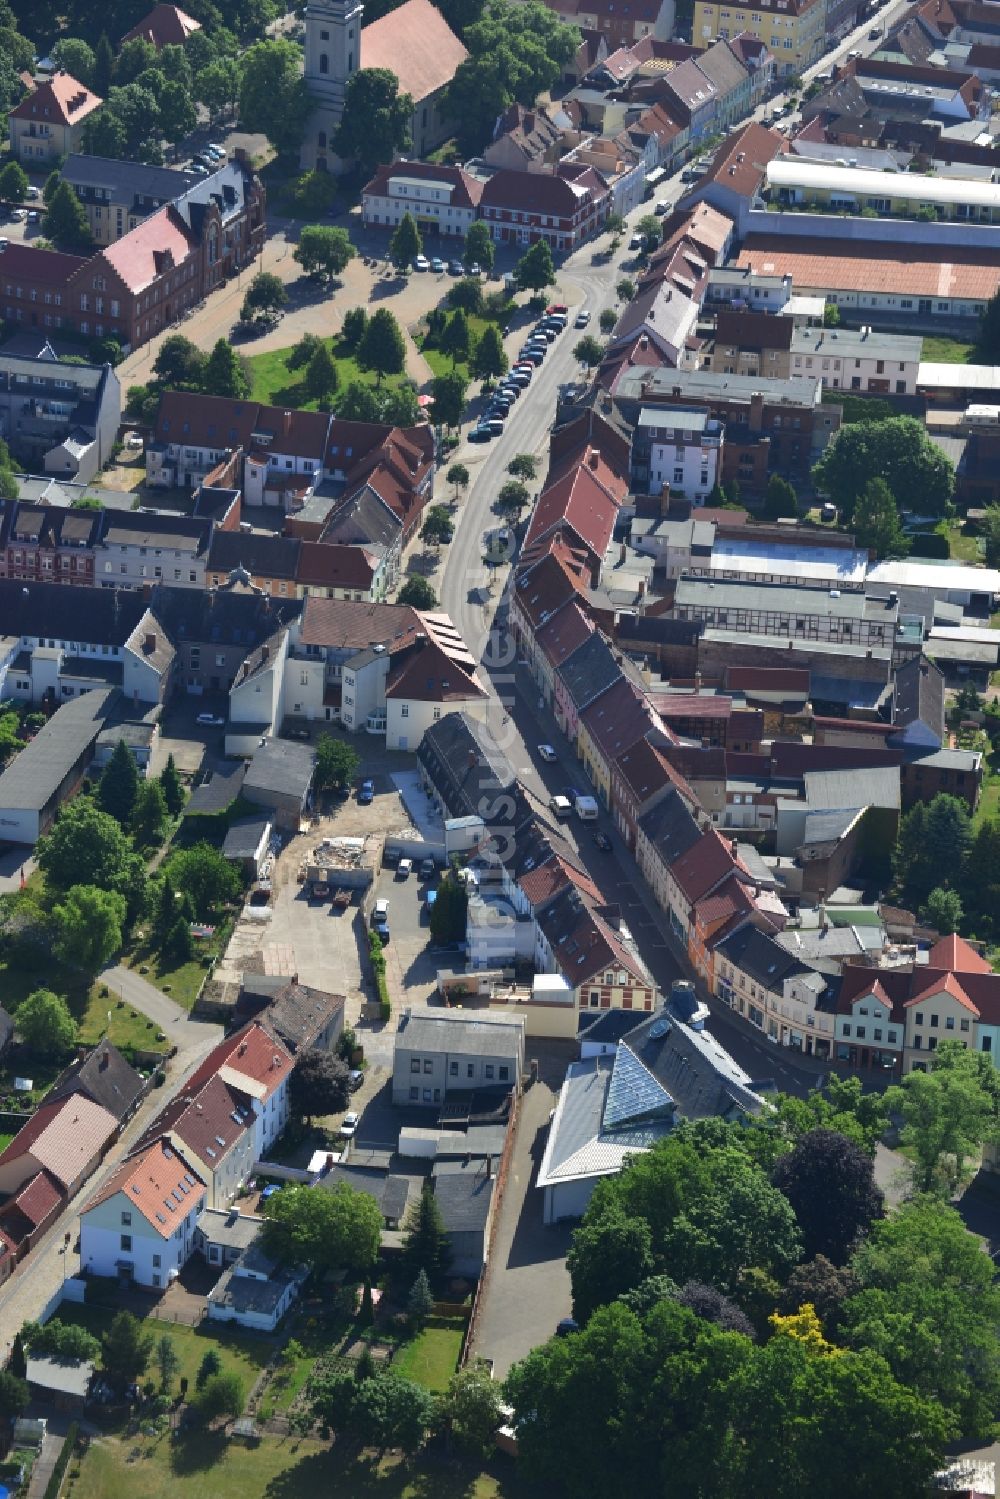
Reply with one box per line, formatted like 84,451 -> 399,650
301,0 -> 364,172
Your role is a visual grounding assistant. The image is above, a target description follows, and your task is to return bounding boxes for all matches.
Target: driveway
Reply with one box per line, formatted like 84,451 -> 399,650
100,965 -> 220,1052
470,1067 -> 573,1380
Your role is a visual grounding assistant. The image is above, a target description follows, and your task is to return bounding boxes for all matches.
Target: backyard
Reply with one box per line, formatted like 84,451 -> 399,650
393,1316 -> 466,1393
920,335 -> 977,364
245,335 -> 409,411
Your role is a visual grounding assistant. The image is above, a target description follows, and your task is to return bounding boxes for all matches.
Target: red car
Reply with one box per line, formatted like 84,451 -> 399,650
547,303 -> 568,316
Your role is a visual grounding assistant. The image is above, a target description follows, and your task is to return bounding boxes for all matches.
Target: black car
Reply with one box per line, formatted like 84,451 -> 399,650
468,425 -> 493,442
563,786 -> 583,804
592,830 -> 612,852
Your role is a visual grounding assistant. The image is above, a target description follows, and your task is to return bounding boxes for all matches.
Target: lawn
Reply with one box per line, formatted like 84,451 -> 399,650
393,1316 -> 466,1393
245,336 -> 407,411
974,773 -> 1000,830
78,984 -> 170,1055
419,313 -> 498,384
921,335 -> 976,364
123,915 -> 233,1012
74,1433 -> 523,1499
943,524 -> 985,564
55,1302 -> 273,1395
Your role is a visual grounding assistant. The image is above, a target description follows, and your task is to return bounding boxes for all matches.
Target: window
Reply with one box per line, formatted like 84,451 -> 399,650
499,1065 -> 509,1081
914,1012 -> 923,1025
319,52 -> 328,72
410,1057 -> 420,1072
930,1014 -> 939,1028
874,1029 -> 882,1041
467,1063 -> 474,1077
120,1234 -> 132,1252
410,1085 -> 418,1100
961,1018 -> 970,1032
152,1254 -> 161,1267
946,1016 -> 955,1030
423,1059 -> 432,1073
984,1036 -> 993,1053
484,1064 -> 494,1079
401,704 -> 409,717
449,1060 -> 458,1075
855,1026 -> 865,1039
121,1211 -> 132,1226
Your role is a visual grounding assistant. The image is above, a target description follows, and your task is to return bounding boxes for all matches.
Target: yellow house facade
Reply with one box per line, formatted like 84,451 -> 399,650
693,0 -> 824,76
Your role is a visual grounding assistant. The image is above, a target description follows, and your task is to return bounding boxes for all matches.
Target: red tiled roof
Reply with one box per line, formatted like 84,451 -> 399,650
363,159 -> 482,209
615,735 -> 692,807
670,827 -> 741,905
0,242 -> 88,286
581,676 -> 662,762
480,167 -> 605,217
183,1020 -> 294,1103
361,0 -> 468,105
84,1139 -> 205,1238
7,1169 -> 63,1226
927,933 -> 992,973
161,1074 -> 255,1168
904,970 -> 980,1016
536,601 -> 594,671
519,855 -> 603,910
739,236 -> 1000,303
0,1094 -> 118,1191
296,541 -> 378,591
694,120 -> 786,200
726,666 -> 810,692
385,636 -> 485,704
99,205 -> 197,294
513,539 -> 591,631
298,596 -> 420,650
122,2 -> 201,47
524,461 -> 621,562
9,70 -> 102,127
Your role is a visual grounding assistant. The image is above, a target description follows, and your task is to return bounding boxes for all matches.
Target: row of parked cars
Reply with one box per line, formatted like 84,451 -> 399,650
188,143 -> 226,177
468,304 -> 570,443
413,256 -> 482,275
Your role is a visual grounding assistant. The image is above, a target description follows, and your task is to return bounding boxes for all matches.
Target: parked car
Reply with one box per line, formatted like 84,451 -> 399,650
196,712 -> 224,726
628,232 -> 643,250
482,417 -> 505,436
575,310 -> 591,327
9,208 -> 26,221
556,1318 -> 580,1337
498,380 -> 521,398
348,1069 -> 364,1091
465,261 -> 481,275
448,259 -> 464,274
430,257 -> 445,272
25,185 -> 39,199
419,857 -> 436,878
593,830 -> 612,852
546,304 -> 568,316
373,921 -> 390,944
357,778 -> 375,805
340,1111 -> 360,1138
397,857 -> 413,878
538,743 -> 557,762
468,424 -> 493,442
413,255 -> 430,271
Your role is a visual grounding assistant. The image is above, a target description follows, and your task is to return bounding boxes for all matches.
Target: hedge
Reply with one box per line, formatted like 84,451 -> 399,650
43,1422 -> 78,1499
907,531 -> 950,559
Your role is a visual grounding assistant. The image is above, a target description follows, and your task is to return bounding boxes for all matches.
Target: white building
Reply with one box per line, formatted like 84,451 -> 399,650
790,326 -> 923,396
639,406 -> 723,501
361,160 -> 482,237
206,1238 -> 304,1331
180,1021 -> 295,1160
80,1139 -> 206,1289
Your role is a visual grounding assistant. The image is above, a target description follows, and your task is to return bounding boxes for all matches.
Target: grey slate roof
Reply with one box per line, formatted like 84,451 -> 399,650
259,982 -> 344,1055
396,1009 -> 522,1057
893,654 -> 945,741
713,924 -> 809,991
557,632 -> 621,712
48,1039 -> 144,1123
624,1010 -> 768,1121
244,737 -> 315,800
185,761 -> 246,816
637,787 -> 701,865
222,815 -> 272,861
803,765 -> 900,810
197,1208 -> 263,1252
417,711 -> 516,822
432,1158 -> 495,1233
0,687 -> 115,812
208,1260 -> 299,1318
62,153 -> 201,206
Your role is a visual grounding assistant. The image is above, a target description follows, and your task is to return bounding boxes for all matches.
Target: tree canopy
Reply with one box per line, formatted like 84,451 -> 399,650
262,1181 -> 381,1275
335,68 -> 413,174
238,39 -> 312,155
771,1128 -> 883,1264
289,1048 -> 351,1122
811,416 -> 954,520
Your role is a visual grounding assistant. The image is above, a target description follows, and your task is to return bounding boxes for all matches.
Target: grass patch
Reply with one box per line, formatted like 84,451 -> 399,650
123,915 -> 233,1012
74,1432 -> 522,1499
939,522 -> 984,564
974,774 -> 1000,830
418,313 -> 499,385
245,335 -> 407,411
55,1301 -> 272,1394
78,984 -> 170,1054
921,335 -> 976,364
393,1316 -> 465,1392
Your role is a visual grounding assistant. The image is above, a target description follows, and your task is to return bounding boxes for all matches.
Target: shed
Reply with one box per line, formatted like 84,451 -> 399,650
243,738 -> 314,830
222,816 -> 273,878
25,1355 -> 94,1411
432,1158 -> 496,1278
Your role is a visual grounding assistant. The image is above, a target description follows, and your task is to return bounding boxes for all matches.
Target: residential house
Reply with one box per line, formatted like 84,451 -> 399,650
637,407 -> 724,498
206,1236 -> 304,1331
246,981 -> 346,1056
384,628 -> 487,751
61,155 -> 203,247
392,1009 -> 525,1107
432,1159 -> 496,1278
0,344 -> 121,484
48,1041 -> 145,1126
577,673 -> 662,806
523,451 -> 625,575
0,1171 -> 62,1259
635,786 -> 703,916
141,1075 -> 257,1211
0,1094 -> 118,1198
553,631 -> 622,745
693,0 -> 824,74
98,511 -> 213,591
148,581 -> 299,698
417,710 -> 521,843
611,733 -> 694,847
534,601 -> 595,709
121,3 -> 202,48
79,1138 -> 206,1287
483,103 -> 565,174
362,160 -> 482,237
714,921 -> 835,1055
510,535 -> 592,678
195,1206 -> 264,1269
479,165 -> 611,252
207,531 -> 302,599
533,878 -> 660,1014
680,120 -> 786,235
523,0 -> 676,47
0,502 -> 103,587
7,71 -> 102,165
181,1022 -> 295,1157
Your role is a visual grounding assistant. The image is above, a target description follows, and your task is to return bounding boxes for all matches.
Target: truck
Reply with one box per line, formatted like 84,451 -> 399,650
574,795 -> 599,821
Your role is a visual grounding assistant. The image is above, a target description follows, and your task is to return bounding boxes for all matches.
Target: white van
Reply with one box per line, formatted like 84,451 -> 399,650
574,795 -> 599,821
371,898 -> 390,925
549,794 -> 573,820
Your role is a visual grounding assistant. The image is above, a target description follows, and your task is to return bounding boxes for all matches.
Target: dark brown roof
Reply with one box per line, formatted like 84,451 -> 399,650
296,541 -> 379,591
480,168 -> 605,217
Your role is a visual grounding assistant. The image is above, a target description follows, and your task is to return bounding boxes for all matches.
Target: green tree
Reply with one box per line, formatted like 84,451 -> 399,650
509,449 -> 539,479
514,237 -> 555,293
407,1267 -> 434,1325
102,1311 -> 153,1395
979,503 -> 1000,568
304,341 -> 339,405
635,213 -> 661,252
0,160 -> 28,201
291,167 -> 336,216
287,331 -> 324,372
195,1350 -> 222,1390
428,869 -> 467,942
22,1319 -> 100,1361
159,78 -> 197,148
97,739 -> 139,826
448,277 -> 485,315
203,338 -> 251,399
155,1333 -> 180,1392
238,39 -> 312,155
294,224 -> 355,282
763,473 -> 797,519
567,1205 -> 654,1323
812,416 -> 954,520
114,37 -> 157,85
42,170 -> 62,206
463,219 -> 495,273
16,988 -> 76,1058
496,479 -> 530,518
289,1047 -> 351,1122
351,1369 -> 435,1453
894,794 -> 970,907
196,1371 -> 244,1423
440,1360 -> 503,1457
389,212 -> 422,270
42,179 -> 92,251
616,277 -> 636,302
771,1128 -> 883,1265
153,333 -> 206,390
164,841 -> 240,919
430,370 -> 468,429
470,323 -> 507,384
241,269 -> 288,324
446,462 -> 469,501
93,32 -> 114,95
884,1043 -> 994,1195
439,309 -> 471,368
402,1182 -> 450,1286
844,1194 -> 1000,1437
314,734 -> 361,790
159,753 -> 185,817
420,504 -> 454,547
852,476 -> 908,559
599,307 -> 617,334
163,914 -> 195,963
962,819 -> 1000,937
573,334 -> 604,369
336,67 -> 413,173
262,1181 -> 382,1274
398,576 -> 437,608
54,884 -> 126,972
0,1370 -> 27,1426
358,307 -> 406,385
978,285 -> 1000,360
924,885 -> 963,934
341,306 -> 368,350
132,779 -> 168,847
196,57 -> 240,120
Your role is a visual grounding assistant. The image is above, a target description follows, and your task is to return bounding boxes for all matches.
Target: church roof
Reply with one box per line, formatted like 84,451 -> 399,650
361,0 -> 469,106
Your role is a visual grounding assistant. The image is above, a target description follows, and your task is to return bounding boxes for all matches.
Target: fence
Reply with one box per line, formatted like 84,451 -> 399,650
460,1079 -> 521,1366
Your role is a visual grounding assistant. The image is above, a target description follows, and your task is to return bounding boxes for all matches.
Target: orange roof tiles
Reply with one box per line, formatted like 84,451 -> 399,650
10,70 -> 102,127
927,933 -> 992,973
361,0 -> 468,106
183,1020 -> 294,1103
695,120 -> 785,200
122,2 -> 202,48
0,1094 -> 118,1192
904,970 -> 980,1016
85,1139 -> 205,1238
738,236 -> 1000,303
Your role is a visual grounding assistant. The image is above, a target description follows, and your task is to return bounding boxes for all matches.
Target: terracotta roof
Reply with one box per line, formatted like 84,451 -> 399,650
0,242 -> 88,286
524,459 -> 622,562
519,854 -> 603,910
480,168 -> 606,217
183,1020 -> 294,1104
99,205 -> 197,294
695,120 -> 786,200
670,827 -> 741,906
361,0 -> 468,105
738,236 -> 1000,303
162,1074 -> 255,1168
84,1138 -> 205,1237
726,666 -> 810,692
9,70 -> 102,127
581,676 -> 661,763
385,636 -> 485,704
615,735 -> 691,806
296,541 -> 378,591
298,596 -> 420,650
904,970 -> 980,1016
694,876 -> 752,932
513,539 -> 591,631
536,601 -> 594,671
5,1170 -> 63,1227
121,2 -> 202,47
927,933 -> 992,973
363,159 -> 482,209
0,1094 -> 117,1192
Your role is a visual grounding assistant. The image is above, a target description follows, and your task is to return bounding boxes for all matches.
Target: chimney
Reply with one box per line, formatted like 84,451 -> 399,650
467,749 -> 477,769
749,391 -> 764,433
589,450 -> 599,469
637,577 -> 646,598
485,1154 -> 493,1178
730,837 -> 739,859
619,541 -> 627,564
